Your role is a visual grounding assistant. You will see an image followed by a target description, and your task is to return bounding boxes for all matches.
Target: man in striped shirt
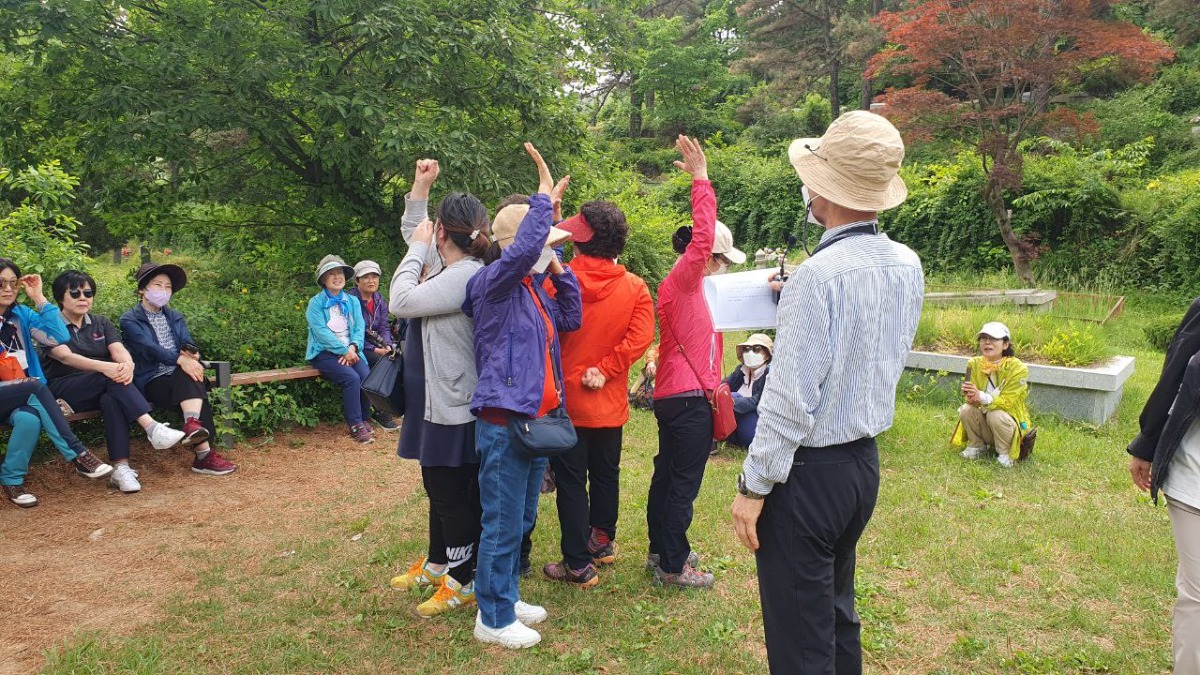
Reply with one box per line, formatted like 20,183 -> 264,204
731,111 -> 924,675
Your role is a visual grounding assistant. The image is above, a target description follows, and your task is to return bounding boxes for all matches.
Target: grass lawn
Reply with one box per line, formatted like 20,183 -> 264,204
38,292 -> 1182,674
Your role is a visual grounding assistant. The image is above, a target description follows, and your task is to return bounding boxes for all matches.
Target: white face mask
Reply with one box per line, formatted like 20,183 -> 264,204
531,247 -> 555,275
802,185 -> 821,225
742,351 -> 766,369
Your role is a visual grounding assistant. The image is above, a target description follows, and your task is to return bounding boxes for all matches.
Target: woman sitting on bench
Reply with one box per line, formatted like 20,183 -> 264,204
1,258 -> 113,508
42,270 -> 188,494
120,262 -> 237,477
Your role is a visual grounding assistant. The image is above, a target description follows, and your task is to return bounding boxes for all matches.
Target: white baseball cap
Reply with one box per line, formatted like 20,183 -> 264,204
713,220 -> 746,265
978,322 -> 1011,340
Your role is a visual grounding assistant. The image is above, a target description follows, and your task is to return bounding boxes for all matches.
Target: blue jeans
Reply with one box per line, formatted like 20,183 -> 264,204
475,419 -> 547,628
311,350 -> 371,425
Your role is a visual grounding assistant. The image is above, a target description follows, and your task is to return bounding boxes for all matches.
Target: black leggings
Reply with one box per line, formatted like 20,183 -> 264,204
422,464 -> 482,585
143,369 -> 215,438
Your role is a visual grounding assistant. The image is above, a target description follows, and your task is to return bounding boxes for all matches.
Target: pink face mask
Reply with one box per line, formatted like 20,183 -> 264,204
144,289 -> 172,308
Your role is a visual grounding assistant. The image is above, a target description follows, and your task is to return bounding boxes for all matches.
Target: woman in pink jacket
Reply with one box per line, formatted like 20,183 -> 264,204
647,135 -> 745,589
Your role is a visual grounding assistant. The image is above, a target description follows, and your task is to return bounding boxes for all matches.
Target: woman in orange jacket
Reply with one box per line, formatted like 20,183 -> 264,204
542,200 -> 655,587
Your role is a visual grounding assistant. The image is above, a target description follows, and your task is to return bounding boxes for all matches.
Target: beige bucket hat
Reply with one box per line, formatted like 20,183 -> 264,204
736,333 -> 774,358
491,204 -> 571,250
788,111 -> 908,212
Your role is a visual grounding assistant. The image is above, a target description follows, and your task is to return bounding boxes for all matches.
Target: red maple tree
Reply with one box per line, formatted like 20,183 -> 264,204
868,0 -> 1173,282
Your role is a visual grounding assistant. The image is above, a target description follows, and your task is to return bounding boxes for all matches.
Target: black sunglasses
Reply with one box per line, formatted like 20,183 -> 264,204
68,288 -> 96,299
745,345 -> 768,354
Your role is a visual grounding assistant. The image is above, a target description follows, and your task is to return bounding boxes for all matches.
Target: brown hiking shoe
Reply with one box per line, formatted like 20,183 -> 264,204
543,561 -> 600,588
73,451 -> 113,479
3,484 -> 38,508
653,563 -> 714,589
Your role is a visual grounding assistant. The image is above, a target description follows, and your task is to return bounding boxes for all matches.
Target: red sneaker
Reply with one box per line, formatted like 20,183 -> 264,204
192,450 -> 237,476
181,419 -> 210,447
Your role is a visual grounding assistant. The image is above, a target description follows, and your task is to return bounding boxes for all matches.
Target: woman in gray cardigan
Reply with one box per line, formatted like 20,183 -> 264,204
387,158 -> 490,619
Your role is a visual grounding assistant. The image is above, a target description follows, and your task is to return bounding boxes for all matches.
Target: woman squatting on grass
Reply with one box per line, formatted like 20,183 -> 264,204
463,143 -> 581,649
387,158 -> 490,618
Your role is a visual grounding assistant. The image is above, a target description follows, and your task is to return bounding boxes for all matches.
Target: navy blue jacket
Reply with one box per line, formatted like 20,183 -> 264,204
120,304 -> 196,392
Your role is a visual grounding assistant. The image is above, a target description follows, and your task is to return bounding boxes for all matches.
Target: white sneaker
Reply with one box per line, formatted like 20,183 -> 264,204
514,600 -> 548,625
996,454 -> 1015,468
474,612 -> 541,649
960,446 -> 984,459
147,422 -> 186,450
109,464 -> 142,493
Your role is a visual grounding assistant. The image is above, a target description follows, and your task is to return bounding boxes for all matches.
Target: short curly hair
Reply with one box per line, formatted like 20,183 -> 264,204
574,201 -> 628,260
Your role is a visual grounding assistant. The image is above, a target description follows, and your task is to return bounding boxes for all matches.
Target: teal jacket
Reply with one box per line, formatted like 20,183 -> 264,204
3,302 -> 70,384
305,291 -> 365,361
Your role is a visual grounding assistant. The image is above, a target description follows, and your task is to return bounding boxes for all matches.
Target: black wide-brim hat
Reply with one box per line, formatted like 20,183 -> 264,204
135,262 -> 187,292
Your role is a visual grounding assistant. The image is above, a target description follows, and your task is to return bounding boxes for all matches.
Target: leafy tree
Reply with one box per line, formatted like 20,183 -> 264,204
0,0 -> 588,247
869,0 -> 1173,282
737,0 -> 893,120
0,161 -> 90,275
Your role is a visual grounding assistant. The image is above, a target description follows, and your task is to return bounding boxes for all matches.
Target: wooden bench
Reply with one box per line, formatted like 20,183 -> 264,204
23,362 -> 324,448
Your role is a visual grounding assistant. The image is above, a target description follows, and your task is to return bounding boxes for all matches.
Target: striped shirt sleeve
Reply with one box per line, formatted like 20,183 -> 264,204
742,264 -> 833,495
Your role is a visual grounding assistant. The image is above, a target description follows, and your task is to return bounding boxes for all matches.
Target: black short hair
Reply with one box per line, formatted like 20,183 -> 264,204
52,270 -> 97,306
574,201 -> 629,260
0,258 -> 20,279
1002,339 -> 1015,357
495,194 -> 529,211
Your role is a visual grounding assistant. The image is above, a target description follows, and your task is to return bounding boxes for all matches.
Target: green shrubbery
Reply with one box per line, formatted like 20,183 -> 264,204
1144,313 -> 1185,351
913,306 -> 1112,367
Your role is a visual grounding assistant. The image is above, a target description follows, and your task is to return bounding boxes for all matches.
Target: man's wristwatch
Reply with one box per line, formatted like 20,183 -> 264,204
737,473 -> 767,500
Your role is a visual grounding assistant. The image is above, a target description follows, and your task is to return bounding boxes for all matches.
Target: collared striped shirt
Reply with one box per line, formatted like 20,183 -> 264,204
742,221 -> 924,495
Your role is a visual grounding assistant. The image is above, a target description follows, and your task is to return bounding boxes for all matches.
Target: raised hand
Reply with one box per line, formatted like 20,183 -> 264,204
551,175 -> 570,220
19,274 -> 47,304
412,159 -> 440,200
525,142 -> 553,195
672,134 -> 708,181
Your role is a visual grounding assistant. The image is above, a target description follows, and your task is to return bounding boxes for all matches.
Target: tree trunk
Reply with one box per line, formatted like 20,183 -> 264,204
860,67 -> 872,110
629,73 -> 644,138
828,57 -> 841,120
984,174 -> 1034,284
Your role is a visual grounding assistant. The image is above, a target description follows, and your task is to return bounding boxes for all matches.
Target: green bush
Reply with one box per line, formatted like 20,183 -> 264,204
1144,313 -> 1184,351
913,305 -> 1112,367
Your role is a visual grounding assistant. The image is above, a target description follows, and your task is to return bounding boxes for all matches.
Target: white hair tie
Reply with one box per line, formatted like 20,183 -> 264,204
469,230 -> 480,240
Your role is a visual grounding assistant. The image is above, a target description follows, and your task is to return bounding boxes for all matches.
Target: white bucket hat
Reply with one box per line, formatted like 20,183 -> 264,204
713,220 -> 746,265
788,111 -> 908,212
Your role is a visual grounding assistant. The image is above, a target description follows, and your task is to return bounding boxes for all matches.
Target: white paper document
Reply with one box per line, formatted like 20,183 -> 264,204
703,269 -> 778,332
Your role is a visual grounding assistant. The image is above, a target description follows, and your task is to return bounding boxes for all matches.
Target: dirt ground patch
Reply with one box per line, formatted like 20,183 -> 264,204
0,425 -> 420,675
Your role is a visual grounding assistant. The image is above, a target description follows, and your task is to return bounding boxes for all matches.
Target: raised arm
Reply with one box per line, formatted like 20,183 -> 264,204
670,135 -> 716,291
483,142 -> 558,302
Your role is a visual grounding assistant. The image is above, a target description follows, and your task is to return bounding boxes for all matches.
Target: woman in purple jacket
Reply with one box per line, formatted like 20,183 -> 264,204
463,143 -> 581,649
347,259 -> 400,431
